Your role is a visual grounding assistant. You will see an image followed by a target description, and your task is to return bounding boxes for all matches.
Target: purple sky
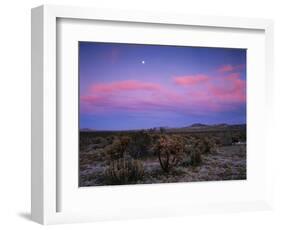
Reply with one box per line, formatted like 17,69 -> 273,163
79,42 -> 246,130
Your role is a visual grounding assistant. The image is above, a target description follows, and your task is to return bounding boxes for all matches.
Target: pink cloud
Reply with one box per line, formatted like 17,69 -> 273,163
207,73 -> 246,103
173,74 -> 209,86
91,80 -> 163,93
173,72 -> 246,109
218,64 -> 234,73
81,73 -> 246,116
217,64 -> 245,73
82,80 -> 184,114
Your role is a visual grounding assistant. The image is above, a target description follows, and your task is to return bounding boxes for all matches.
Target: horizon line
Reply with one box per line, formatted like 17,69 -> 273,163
80,122 -> 246,132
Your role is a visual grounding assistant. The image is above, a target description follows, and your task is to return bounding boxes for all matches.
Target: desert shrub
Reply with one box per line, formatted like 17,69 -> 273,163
180,137 -> 202,166
181,135 -> 221,166
106,136 -> 114,144
198,138 -> 210,154
239,130 -> 246,142
104,157 -> 144,185
151,133 -> 161,142
232,131 -> 246,143
80,135 -> 111,152
79,136 -> 92,151
221,131 -> 233,146
198,137 -> 218,155
104,136 -> 131,162
188,137 -> 218,165
190,143 -> 202,166
159,127 -> 166,134
213,137 -> 222,147
91,148 -> 107,161
91,139 -> 109,149
231,136 -> 239,144
127,131 -> 153,158
94,136 -> 106,144
154,135 -> 184,173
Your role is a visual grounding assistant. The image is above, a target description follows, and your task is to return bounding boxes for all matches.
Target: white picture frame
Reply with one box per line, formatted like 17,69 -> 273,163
31,5 -> 274,225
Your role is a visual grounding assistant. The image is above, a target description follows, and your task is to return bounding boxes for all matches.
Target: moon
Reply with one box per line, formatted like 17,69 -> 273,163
141,60 -> 145,64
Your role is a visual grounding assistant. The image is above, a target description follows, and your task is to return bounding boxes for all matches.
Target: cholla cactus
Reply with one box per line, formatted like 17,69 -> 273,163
105,158 -> 144,185
199,137 -> 218,154
180,136 -> 205,166
190,142 -> 202,166
154,135 -> 184,172
105,136 -> 131,161
187,137 -> 218,166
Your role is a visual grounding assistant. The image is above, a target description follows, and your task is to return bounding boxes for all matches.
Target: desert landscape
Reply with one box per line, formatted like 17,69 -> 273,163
79,42 -> 247,186
79,124 -> 246,186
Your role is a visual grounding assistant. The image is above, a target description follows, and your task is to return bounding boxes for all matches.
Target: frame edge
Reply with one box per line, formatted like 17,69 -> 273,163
31,5 -> 44,224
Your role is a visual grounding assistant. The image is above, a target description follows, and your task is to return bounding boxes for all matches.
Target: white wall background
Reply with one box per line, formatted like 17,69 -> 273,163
0,0 -> 280,229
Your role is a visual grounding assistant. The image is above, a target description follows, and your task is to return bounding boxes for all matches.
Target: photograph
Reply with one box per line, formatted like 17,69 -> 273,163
79,42 -> 247,187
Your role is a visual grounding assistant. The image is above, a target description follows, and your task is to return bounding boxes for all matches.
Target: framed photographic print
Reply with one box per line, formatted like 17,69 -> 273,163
31,5 -> 274,225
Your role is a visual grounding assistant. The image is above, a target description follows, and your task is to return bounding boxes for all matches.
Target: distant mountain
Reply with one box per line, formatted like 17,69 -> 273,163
190,123 -> 208,128
214,123 -> 228,127
168,123 -> 246,133
80,128 -> 95,132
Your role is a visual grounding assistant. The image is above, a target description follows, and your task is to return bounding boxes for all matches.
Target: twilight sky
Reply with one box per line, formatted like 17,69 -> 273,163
79,42 -> 246,130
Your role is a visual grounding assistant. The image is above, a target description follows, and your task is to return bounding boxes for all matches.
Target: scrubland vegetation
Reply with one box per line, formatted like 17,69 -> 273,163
79,125 -> 246,186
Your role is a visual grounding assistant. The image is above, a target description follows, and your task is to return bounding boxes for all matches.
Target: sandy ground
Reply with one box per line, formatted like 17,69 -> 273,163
79,144 -> 246,186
